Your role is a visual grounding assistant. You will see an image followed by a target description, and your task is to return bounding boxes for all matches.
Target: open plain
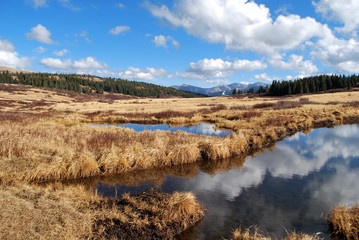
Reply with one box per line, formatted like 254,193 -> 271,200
1,83 -> 359,239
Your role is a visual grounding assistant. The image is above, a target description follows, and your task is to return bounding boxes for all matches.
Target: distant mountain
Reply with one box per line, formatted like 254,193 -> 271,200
172,82 -> 269,96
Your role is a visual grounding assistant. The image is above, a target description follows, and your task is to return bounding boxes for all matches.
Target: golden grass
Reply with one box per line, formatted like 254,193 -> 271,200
231,227 -> 270,240
0,183 -> 204,239
0,86 -> 358,183
329,204 -> 359,240
1,84 -> 359,239
231,227 -> 322,240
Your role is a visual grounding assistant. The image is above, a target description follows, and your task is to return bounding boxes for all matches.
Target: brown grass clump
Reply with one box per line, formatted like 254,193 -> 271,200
92,188 -> 204,239
231,227 -> 270,240
0,184 -> 204,240
329,204 -> 359,240
231,227 -> 322,240
284,232 -> 322,240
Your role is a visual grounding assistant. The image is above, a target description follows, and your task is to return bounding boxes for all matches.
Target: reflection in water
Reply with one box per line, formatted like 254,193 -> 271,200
96,124 -> 359,239
114,122 -> 233,137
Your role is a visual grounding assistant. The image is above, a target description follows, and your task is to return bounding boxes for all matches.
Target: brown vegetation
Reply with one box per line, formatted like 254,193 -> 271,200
0,184 -> 203,239
231,227 -> 322,240
1,84 -> 359,239
329,204 -> 359,240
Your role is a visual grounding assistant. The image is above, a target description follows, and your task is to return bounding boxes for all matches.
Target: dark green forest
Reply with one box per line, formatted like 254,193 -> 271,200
0,71 -> 204,98
267,75 -> 359,96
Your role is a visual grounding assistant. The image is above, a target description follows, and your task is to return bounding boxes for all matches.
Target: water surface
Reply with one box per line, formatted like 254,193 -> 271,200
113,122 -> 233,137
97,124 -> 359,239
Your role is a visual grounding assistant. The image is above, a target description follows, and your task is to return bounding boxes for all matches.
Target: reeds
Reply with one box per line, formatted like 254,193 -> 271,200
329,204 -> 359,240
231,227 -> 322,240
0,183 -> 203,239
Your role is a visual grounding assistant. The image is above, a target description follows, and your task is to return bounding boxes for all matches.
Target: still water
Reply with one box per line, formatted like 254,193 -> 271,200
97,124 -> 359,239
113,122 -> 233,137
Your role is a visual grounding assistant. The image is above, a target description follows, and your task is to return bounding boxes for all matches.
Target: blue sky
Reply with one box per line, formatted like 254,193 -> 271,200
1,0 -> 359,87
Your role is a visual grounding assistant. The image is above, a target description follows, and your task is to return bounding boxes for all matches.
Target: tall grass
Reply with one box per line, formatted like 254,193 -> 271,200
329,204 -> 359,240
231,227 -> 322,240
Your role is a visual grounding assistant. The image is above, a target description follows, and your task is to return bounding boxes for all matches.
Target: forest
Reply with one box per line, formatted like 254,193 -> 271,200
0,71 -> 203,98
267,74 -> 359,96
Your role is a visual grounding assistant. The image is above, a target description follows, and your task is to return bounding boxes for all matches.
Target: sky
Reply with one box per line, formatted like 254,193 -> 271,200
1,0 -> 359,87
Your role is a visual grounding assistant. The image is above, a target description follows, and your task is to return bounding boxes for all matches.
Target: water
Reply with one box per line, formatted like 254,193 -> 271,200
96,124 -> 359,239
110,122 -> 233,137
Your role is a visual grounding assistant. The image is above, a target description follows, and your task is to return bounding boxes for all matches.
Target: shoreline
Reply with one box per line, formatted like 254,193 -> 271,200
1,86 -> 358,239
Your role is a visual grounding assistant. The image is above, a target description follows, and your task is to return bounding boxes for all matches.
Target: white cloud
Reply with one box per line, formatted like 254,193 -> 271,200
40,56 -> 107,73
0,39 -> 30,69
152,35 -> 180,49
270,54 -> 318,75
146,0 -> 331,54
26,24 -> 54,44
313,0 -> 359,33
119,66 -> 167,81
53,49 -> 68,57
36,46 -> 47,53
73,57 -> 107,69
253,73 -> 278,82
59,0 -> 81,11
29,0 -> 47,8
313,34 -> 359,73
182,58 -> 267,80
109,25 -> 130,35
40,58 -> 72,70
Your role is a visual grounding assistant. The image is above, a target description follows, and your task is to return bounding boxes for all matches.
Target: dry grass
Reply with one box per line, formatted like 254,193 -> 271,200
329,204 -> 359,240
1,84 -> 359,239
0,183 -> 203,239
0,87 -> 358,183
231,227 -> 270,240
231,227 -> 322,240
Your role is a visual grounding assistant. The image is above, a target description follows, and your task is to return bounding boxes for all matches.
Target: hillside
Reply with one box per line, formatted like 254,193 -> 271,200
172,82 -> 268,96
0,68 -> 203,98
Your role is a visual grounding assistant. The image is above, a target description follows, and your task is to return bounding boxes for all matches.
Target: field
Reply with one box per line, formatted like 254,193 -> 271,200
1,83 -> 359,239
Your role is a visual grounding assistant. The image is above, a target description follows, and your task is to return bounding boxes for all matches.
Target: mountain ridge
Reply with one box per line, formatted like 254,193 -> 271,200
172,82 -> 269,96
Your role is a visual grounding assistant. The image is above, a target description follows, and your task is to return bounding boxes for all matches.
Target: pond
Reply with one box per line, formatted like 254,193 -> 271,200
96,124 -> 359,239
109,122 -> 233,137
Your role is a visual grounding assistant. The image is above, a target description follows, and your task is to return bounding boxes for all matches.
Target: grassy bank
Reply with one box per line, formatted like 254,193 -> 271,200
329,204 -> 359,240
231,227 -> 321,240
1,84 -> 359,238
0,183 -> 204,239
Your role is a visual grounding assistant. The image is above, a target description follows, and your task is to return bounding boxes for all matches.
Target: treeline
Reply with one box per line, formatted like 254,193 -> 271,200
268,75 -> 359,96
0,71 -> 204,98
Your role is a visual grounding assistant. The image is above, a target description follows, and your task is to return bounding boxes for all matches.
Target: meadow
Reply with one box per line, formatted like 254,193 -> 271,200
1,83 -> 358,239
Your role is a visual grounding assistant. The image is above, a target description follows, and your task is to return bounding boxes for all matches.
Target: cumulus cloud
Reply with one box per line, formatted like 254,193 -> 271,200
146,0 -> 331,54
73,57 -> 107,69
312,34 -> 359,73
152,35 -> 180,49
40,58 -> 72,70
270,54 -> 318,75
26,24 -> 54,44
313,0 -> 359,33
53,49 -> 68,57
29,0 -> 47,8
119,66 -> 167,81
109,25 -> 130,35
0,39 -> 30,69
181,58 -> 267,80
40,56 -> 107,73
253,73 -> 278,82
